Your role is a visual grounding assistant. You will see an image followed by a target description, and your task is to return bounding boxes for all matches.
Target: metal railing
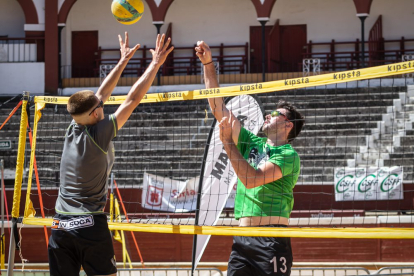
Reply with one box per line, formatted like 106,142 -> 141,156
95,43 -> 248,77
115,268 -> 223,275
303,37 -> 414,71
374,266 -> 414,275
0,37 -> 45,63
291,267 -> 370,275
2,267 -> 414,276
0,268 -> 223,276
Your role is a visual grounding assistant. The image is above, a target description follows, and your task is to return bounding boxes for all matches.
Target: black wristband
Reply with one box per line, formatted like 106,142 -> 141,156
203,61 -> 214,66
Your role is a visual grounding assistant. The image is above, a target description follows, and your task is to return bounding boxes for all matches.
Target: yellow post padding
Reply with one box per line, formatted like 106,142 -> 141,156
21,217 -> 414,239
11,94 -> 29,219
110,193 -> 114,223
114,199 -> 132,268
1,234 -> 5,269
23,102 -> 45,218
35,61 -> 414,106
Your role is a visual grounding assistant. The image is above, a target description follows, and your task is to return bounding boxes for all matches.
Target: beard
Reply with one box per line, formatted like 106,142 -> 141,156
262,123 -> 270,136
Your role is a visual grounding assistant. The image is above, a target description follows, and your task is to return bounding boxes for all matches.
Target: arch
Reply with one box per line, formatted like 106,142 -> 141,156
145,0 -> 175,22
250,0 -> 277,19
58,0 -> 78,24
16,0 -> 38,24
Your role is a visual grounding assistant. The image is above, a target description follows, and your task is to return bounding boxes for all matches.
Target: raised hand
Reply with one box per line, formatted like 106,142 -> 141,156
118,32 -> 140,61
195,41 -> 213,65
150,34 -> 174,65
219,112 -> 236,143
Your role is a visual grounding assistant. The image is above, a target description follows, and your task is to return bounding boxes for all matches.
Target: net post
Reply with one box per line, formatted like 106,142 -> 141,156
23,96 -> 45,218
10,91 -> 29,219
110,173 -> 114,223
8,91 -> 29,276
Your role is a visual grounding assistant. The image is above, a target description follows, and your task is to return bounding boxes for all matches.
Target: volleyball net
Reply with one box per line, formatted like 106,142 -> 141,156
10,61 -> 414,240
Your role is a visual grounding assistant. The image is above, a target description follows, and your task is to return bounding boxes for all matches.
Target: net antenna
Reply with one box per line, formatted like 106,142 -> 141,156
303,58 -> 321,77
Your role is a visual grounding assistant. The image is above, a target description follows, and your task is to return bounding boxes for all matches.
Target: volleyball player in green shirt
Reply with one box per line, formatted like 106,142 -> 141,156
196,41 -> 305,276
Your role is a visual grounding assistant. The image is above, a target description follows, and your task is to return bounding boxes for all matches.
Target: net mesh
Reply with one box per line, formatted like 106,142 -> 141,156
14,64 -> 414,238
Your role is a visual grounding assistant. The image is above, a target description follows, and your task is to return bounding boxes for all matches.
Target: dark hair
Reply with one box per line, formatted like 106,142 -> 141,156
276,100 -> 305,142
67,90 -> 97,115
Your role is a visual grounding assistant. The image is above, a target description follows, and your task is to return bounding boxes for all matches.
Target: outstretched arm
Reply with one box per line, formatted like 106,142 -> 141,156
195,41 -> 240,144
96,32 -> 140,103
114,34 -> 173,130
219,113 -> 283,189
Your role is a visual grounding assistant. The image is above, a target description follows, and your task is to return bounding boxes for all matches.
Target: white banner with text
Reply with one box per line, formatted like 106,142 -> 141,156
142,172 -> 236,212
334,167 -> 404,201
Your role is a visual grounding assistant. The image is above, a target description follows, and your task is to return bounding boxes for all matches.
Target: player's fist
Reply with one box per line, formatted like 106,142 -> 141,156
195,41 -> 213,65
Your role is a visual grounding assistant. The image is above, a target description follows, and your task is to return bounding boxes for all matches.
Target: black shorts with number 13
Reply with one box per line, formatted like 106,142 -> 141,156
227,226 -> 293,276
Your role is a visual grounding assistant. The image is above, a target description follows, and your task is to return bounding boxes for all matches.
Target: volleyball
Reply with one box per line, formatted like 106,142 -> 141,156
111,0 -> 144,25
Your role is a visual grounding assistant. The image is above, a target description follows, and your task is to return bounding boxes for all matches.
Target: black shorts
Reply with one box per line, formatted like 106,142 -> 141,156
227,225 -> 293,276
48,214 -> 117,276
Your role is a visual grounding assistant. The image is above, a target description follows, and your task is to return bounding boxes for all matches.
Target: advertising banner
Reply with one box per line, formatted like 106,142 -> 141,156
142,172 -> 236,212
194,94 -> 264,269
334,167 -> 404,201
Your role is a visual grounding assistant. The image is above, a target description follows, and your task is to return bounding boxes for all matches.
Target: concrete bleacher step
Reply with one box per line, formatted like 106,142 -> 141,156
293,135 -> 368,147
34,159 -> 361,172
393,145 -> 414,153
294,146 -> 362,155
406,129 -> 414,135
403,103 -> 414,111
300,159 -> 349,167
111,169 -> 199,179
302,114 -> 383,124
263,99 -> 396,110
259,86 -> 405,97
113,161 -> 203,171
302,128 -> 374,137
28,120 -> 380,138
384,158 -> 414,166
262,91 -> 400,102
16,154 -> 358,171
292,106 -> 388,116
389,152 -> 414,159
399,135 -> 414,146
303,121 -> 377,130
299,151 -> 355,159
31,145 -> 365,158
114,132 -> 209,142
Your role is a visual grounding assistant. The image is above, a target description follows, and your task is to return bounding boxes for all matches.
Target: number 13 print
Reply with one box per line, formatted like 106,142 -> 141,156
270,256 -> 287,274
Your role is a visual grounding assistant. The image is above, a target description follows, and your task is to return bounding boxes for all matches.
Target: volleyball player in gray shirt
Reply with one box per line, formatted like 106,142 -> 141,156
48,33 -> 173,276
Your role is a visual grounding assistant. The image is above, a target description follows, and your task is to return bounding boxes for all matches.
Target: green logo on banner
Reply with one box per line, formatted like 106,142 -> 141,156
358,174 -> 377,192
336,175 -> 355,193
380,174 -> 400,192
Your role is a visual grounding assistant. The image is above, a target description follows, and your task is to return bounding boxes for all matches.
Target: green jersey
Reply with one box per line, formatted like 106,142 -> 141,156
234,127 -> 300,219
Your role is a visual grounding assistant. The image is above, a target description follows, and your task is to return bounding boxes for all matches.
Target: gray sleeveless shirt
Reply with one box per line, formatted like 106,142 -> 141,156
55,114 -> 117,214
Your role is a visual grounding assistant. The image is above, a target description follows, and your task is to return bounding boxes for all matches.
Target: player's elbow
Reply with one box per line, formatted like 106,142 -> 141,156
245,171 -> 282,189
242,171 -> 263,189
